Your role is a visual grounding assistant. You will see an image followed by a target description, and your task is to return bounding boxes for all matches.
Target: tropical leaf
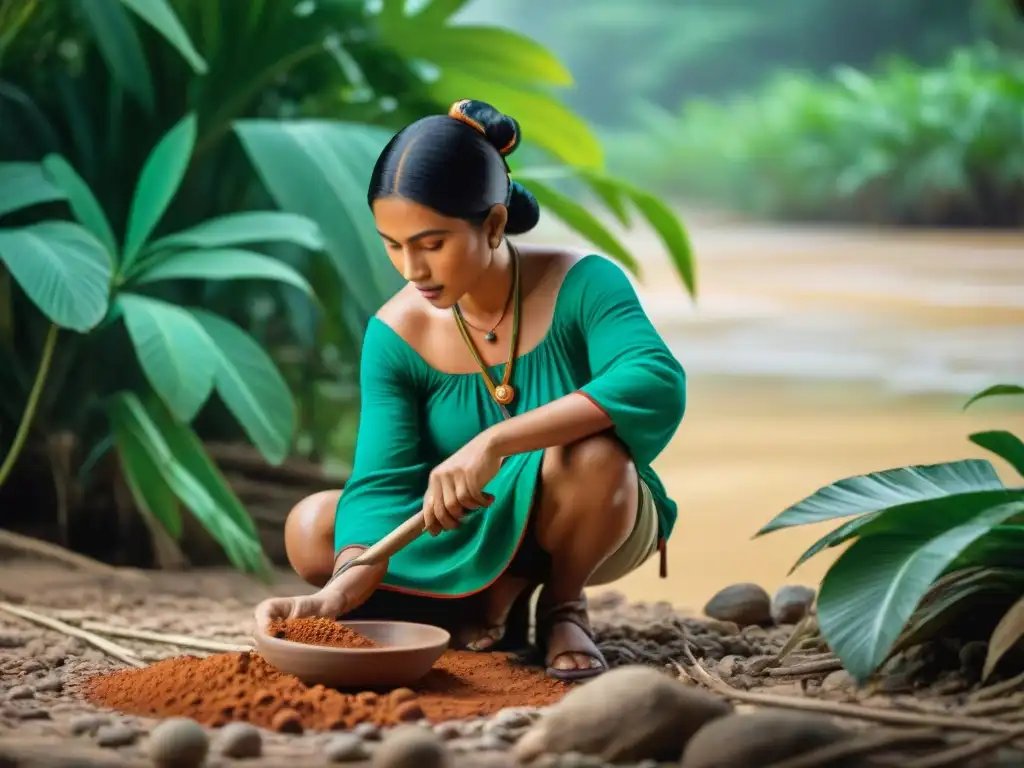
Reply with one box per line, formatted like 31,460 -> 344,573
41,154 -> 118,254
116,292 -> 218,421
190,309 -> 296,466
107,391 -> 264,574
122,113 -> 197,268
112,417 -> 181,538
817,500 -> 1024,682
129,249 -> 314,297
77,0 -> 154,113
970,430 -> 1024,478
757,459 -> 1006,536
0,222 -> 112,332
964,384 -> 1024,410
115,0 -> 207,74
144,212 -> 324,254
984,595 -> 1024,680
0,163 -> 65,218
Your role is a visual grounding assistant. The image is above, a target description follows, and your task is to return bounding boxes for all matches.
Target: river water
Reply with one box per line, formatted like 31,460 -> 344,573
526,212 -> 1024,609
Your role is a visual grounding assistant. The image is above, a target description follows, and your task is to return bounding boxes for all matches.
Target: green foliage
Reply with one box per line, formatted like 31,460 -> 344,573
757,384 -> 1024,683
607,43 -> 1024,227
0,0 -> 696,572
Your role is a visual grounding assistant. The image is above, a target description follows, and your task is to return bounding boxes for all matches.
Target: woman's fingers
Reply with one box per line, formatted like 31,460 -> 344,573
436,475 -> 463,530
455,476 -> 490,510
253,597 -> 293,632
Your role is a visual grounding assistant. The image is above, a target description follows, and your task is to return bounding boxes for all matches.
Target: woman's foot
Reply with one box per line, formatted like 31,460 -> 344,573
537,594 -> 607,681
459,574 -> 529,651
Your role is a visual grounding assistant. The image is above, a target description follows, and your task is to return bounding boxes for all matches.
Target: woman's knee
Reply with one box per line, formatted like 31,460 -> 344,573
284,490 -> 340,587
542,433 -> 635,495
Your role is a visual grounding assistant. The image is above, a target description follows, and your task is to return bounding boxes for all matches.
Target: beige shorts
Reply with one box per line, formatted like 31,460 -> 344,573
587,475 -> 660,586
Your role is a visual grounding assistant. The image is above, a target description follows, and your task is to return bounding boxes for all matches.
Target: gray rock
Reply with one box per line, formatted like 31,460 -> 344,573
681,711 -> 855,767
771,585 -> 817,625
35,676 -> 64,693
96,724 -> 139,748
821,669 -> 856,693
6,685 -> 34,701
324,733 -> 369,762
217,722 -> 262,759
432,721 -> 463,741
148,717 -> 209,767
374,725 -> 451,768
514,665 -> 732,763
70,713 -> 111,736
479,734 -> 509,751
703,583 -> 771,627
492,707 -> 536,729
354,722 -> 382,741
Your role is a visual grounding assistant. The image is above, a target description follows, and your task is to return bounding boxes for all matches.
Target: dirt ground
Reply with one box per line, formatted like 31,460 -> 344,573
1,556 -> 1022,767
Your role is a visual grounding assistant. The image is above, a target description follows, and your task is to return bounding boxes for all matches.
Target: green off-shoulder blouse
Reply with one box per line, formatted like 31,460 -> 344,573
334,254 -> 686,598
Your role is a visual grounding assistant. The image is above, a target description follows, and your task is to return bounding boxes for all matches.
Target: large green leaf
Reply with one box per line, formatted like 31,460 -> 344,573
77,0 -> 154,113
817,500 -> 1024,682
144,212 -> 324,255
112,417 -> 181,538
129,248 -> 314,297
0,222 -> 112,332
41,154 -> 118,255
122,113 -> 197,268
964,384 -> 1024,410
116,292 -> 218,421
0,163 -> 65,218
234,120 -> 399,324
757,459 -> 1006,536
190,309 -> 296,466
970,430 -> 1024,478
107,391 -> 264,573
115,0 -> 208,74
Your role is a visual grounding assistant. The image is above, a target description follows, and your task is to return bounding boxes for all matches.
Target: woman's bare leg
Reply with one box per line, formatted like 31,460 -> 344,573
284,490 -> 341,588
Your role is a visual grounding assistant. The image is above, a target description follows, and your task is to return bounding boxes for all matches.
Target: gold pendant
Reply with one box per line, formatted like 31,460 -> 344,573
493,384 -> 515,405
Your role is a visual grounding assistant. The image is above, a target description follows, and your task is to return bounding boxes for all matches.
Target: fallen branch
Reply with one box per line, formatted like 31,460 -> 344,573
766,728 -> 945,768
0,529 -> 148,582
0,602 -> 145,668
80,621 -> 253,654
903,723 -> 1024,768
675,645 -> 1017,735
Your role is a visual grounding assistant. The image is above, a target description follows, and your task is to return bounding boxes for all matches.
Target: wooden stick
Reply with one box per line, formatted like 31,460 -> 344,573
968,670 -> 1024,702
766,658 -> 844,677
0,602 -> 145,668
0,529 -> 148,582
80,621 -> 253,653
675,645 -> 1017,735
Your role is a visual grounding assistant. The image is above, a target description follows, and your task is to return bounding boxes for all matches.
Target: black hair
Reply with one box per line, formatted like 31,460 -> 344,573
367,99 -> 541,236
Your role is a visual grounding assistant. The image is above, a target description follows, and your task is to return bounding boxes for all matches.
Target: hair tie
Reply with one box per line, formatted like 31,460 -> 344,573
448,100 -> 487,137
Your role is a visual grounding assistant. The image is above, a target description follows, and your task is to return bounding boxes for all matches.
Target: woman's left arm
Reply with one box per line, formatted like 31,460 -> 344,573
484,256 -> 686,465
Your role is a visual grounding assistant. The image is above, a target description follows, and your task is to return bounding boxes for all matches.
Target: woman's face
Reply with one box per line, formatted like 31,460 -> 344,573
373,197 -> 506,308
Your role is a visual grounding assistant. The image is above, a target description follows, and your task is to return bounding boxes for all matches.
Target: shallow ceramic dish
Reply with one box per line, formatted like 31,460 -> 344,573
253,620 -> 450,689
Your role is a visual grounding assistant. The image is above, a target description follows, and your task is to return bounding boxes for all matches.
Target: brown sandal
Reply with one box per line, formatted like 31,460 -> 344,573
536,594 -> 608,681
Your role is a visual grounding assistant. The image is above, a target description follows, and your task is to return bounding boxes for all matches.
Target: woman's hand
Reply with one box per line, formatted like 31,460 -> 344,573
422,432 -> 502,535
254,587 -> 347,634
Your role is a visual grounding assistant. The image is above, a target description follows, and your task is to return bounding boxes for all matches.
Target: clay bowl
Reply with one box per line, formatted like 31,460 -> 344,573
253,620 -> 450,689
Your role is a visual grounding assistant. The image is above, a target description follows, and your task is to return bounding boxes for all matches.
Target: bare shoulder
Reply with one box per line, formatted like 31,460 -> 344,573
375,284 -> 432,347
517,244 -> 588,295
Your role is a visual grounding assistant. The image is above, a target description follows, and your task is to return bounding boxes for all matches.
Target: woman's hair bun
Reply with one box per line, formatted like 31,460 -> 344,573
448,99 -> 521,158
504,180 -> 540,235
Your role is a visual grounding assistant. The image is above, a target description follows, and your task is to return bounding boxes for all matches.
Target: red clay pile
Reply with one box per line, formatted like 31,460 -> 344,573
267,617 -> 379,649
85,618 -> 569,733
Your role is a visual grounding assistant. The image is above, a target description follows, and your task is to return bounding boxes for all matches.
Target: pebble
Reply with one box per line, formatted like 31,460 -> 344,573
374,725 -> 451,768
354,722 -> 382,741
217,722 -> 262,758
0,632 -> 26,648
478,734 -> 509,751
514,665 -> 732,763
703,583 -> 772,627
35,675 -> 64,693
148,717 -> 210,767
821,669 -> 856,693
96,723 -> 139,748
6,684 -> 34,700
493,707 -> 536,729
323,733 -> 369,762
9,707 -> 50,720
771,585 -> 817,625
70,713 -> 111,735
681,711 -> 852,767
432,722 -> 463,741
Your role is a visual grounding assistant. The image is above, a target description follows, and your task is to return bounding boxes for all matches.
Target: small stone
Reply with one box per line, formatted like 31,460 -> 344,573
716,655 -> 742,678
217,722 -> 262,759
354,722 -> 382,741
96,723 -> 139,748
771,585 -> 817,625
681,711 -> 853,767
703,583 -> 772,628
70,713 -> 111,735
35,676 -> 64,693
821,670 -> 856,693
479,734 -> 509,751
148,717 -> 209,767
433,722 -> 463,741
514,665 -> 732,763
324,733 -> 369,762
12,707 -> 50,720
393,700 -> 425,722
493,708 -> 535,729
271,707 -> 303,734
21,658 -> 44,672
0,632 -> 26,648
374,725 -> 451,768
6,685 -> 34,701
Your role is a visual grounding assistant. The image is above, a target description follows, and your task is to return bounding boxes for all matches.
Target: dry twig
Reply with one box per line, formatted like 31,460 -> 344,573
0,602 -> 145,668
0,529 -> 148,582
903,723 -> 1024,768
968,670 -> 1024,702
80,621 -> 253,653
766,658 -> 844,678
766,728 -> 945,768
